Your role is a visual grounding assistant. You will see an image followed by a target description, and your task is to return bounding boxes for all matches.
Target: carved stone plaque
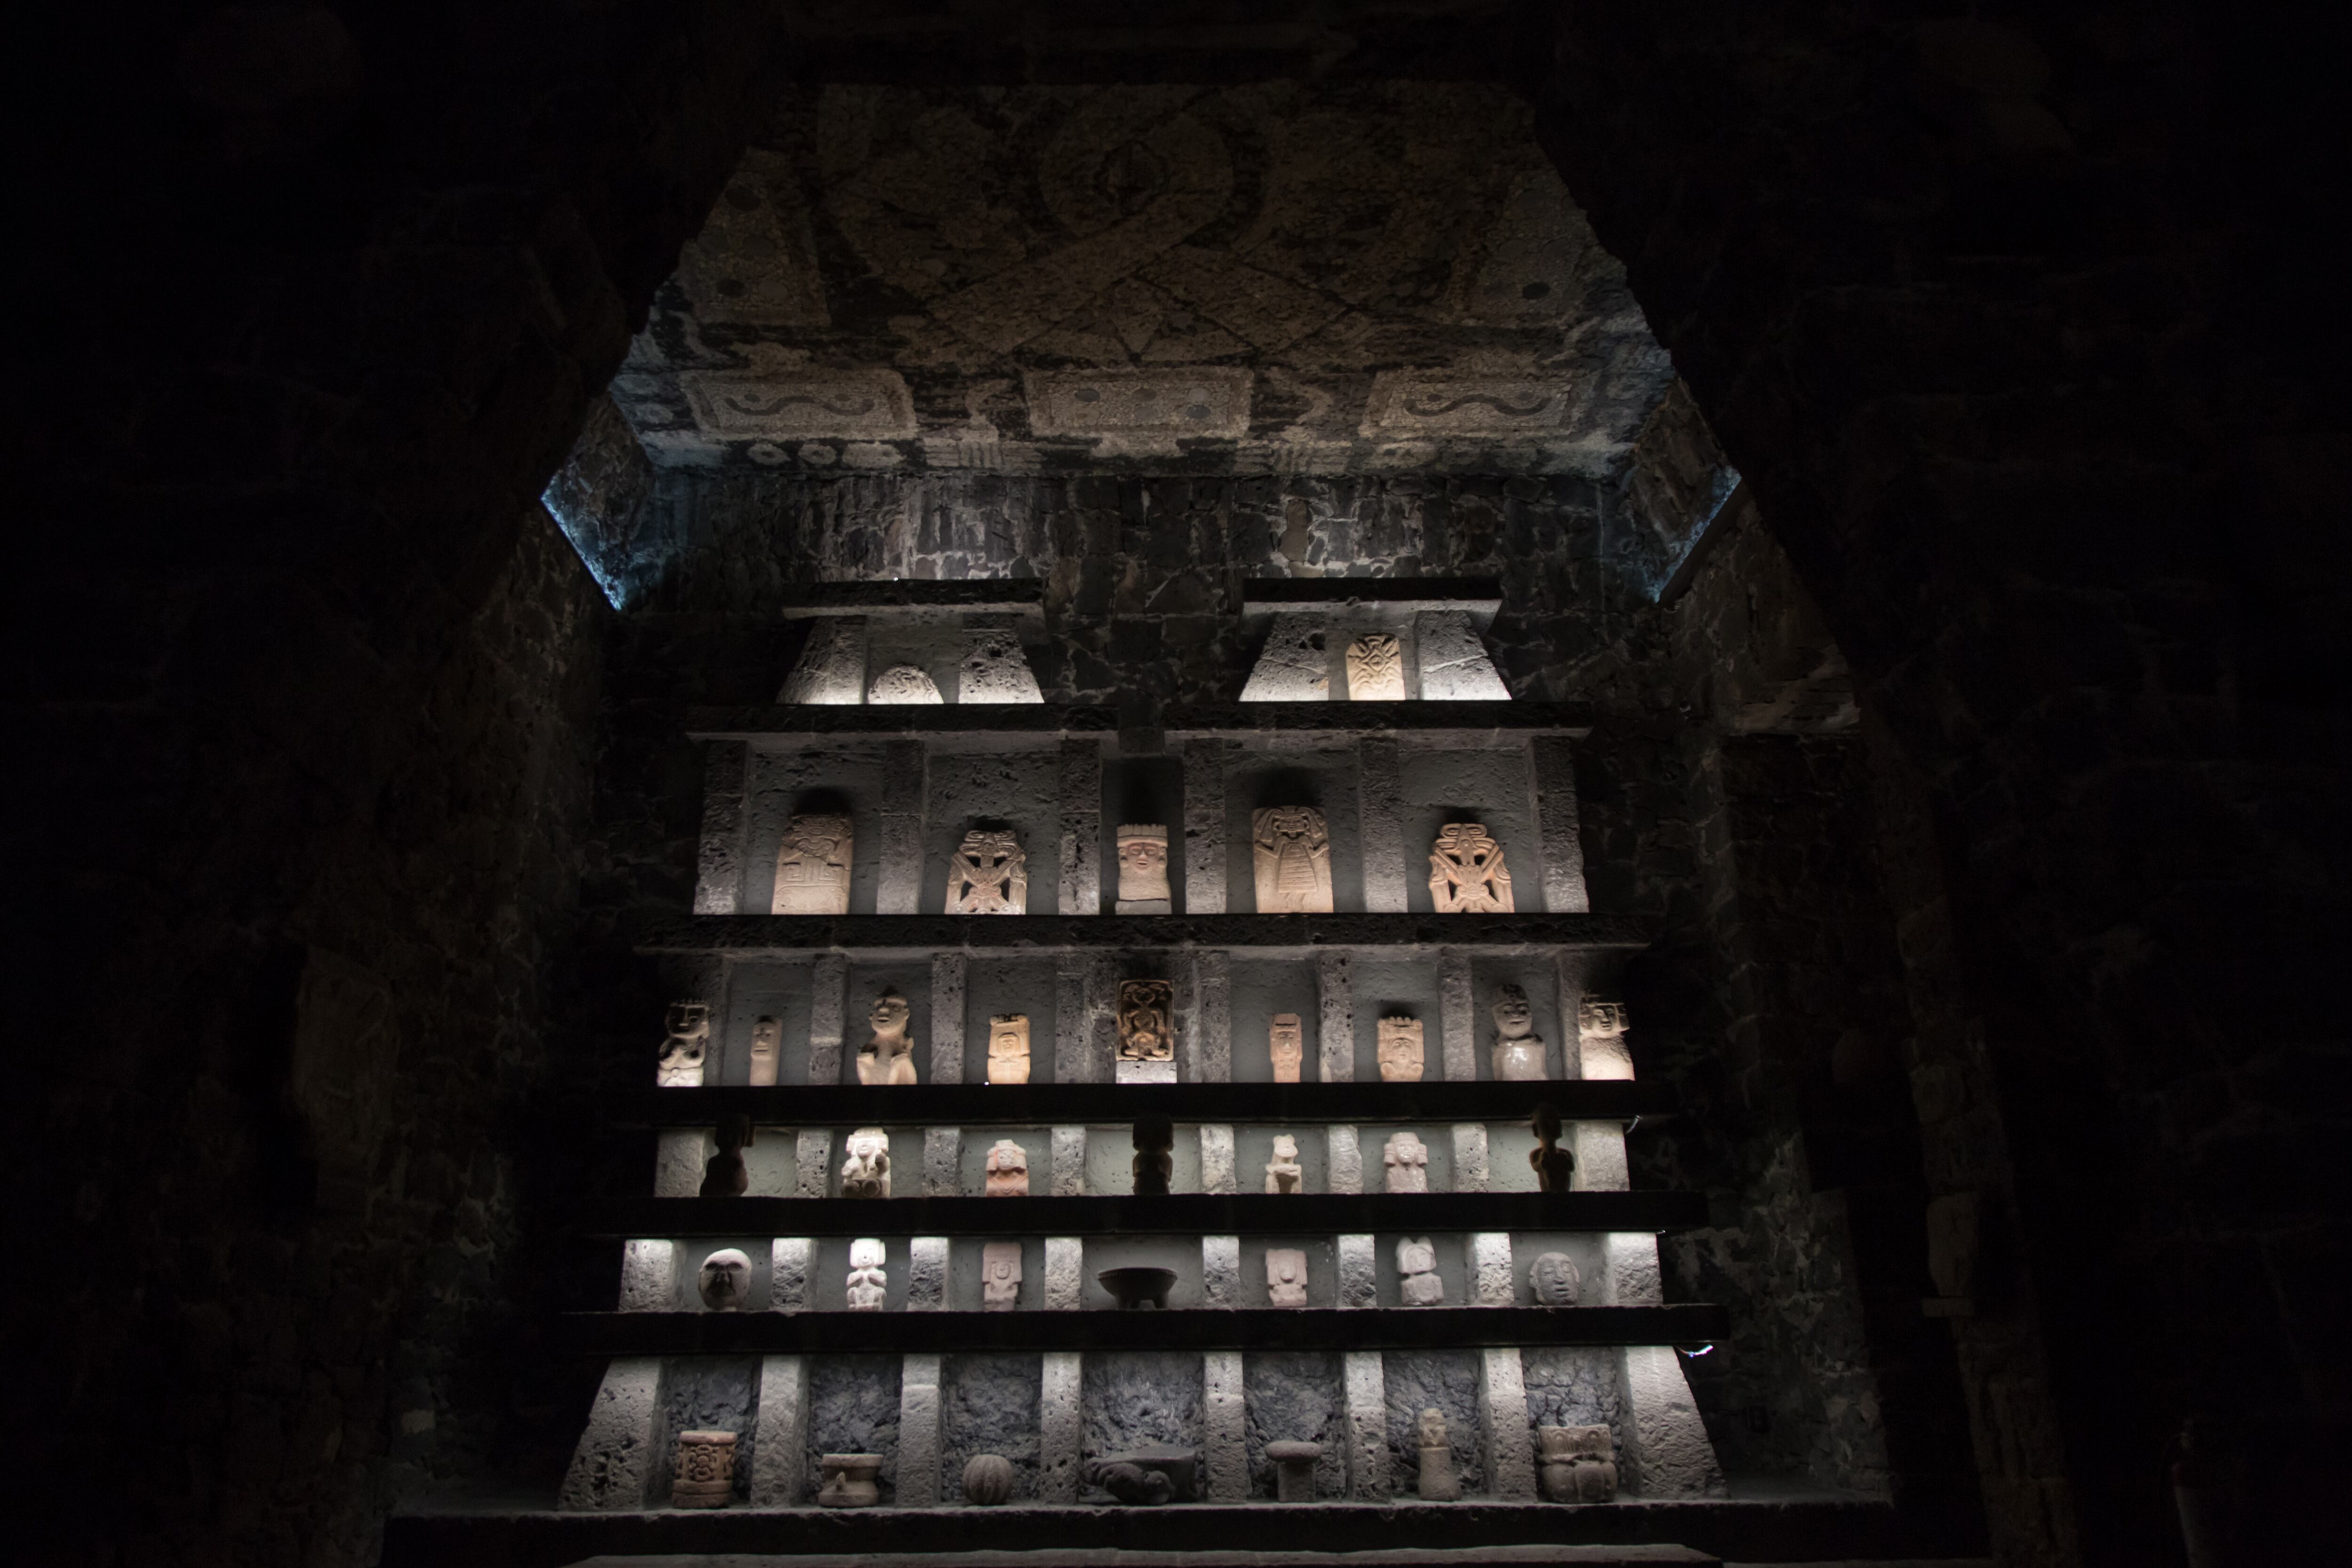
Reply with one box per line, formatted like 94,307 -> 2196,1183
1115,824 -> 1171,913
1268,1013 -> 1304,1083
1383,1130 -> 1430,1194
1265,1248 -> 1309,1308
1345,634 -> 1406,700
1429,822 -> 1513,913
946,828 -> 1027,915
657,1003 -> 711,1088
1377,1015 -> 1425,1083
986,1013 -> 1031,1085
1252,806 -> 1334,914
1116,979 -> 1175,1062
773,813 -> 853,915
981,1241 -> 1023,1311
858,990 -> 919,1085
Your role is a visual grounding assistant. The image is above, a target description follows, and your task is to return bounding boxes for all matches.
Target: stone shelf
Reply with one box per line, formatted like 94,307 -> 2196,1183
559,1305 -> 1728,1356
619,1080 -> 1678,1130
684,700 -> 1594,744
686,702 -> 1118,742
594,1191 -> 1706,1239
635,911 -> 1654,958
778,580 -> 1046,613
1242,575 -> 1503,621
1162,700 -> 1592,740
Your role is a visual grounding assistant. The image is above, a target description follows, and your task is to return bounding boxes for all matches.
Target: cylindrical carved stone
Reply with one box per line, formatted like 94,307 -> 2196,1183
1265,1439 -> 1322,1502
671,1429 -> 737,1508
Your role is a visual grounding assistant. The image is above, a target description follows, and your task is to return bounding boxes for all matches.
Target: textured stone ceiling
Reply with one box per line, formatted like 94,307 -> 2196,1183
614,82 -> 1678,477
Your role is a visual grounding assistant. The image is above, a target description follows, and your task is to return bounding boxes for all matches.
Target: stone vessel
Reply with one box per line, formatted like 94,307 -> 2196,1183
670,1429 -> 737,1508
817,1453 -> 883,1507
1097,1265 -> 1178,1310
1265,1440 -> 1323,1502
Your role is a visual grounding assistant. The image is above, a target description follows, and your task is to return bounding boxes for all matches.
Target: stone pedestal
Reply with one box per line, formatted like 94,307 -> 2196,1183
1266,1441 -> 1323,1501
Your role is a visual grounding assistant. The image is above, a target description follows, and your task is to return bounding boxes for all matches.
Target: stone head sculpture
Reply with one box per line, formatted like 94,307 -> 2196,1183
698,1248 -> 753,1311
1577,998 -> 1629,1038
870,990 -> 909,1036
850,1237 -> 886,1271
1419,1408 -> 1447,1449
1397,1236 -> 1437,1275
1529,1251 -> 1582,1307
657,1002 -> 711,1087
1493,985 -> 1534,1036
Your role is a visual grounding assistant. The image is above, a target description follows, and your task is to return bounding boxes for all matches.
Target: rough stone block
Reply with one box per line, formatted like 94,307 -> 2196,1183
958,620 -> 1043,703
930,955 -> 966,1083
1045,1237 -> 1084,1310
1116,1058 -> 1177,1084
1318,951 -> 1353,1083
1575,1122 -> 1629,1191
1451,1123 -> 1491,1193
1051,1126 -> 1088,1197
1182,739 -> 1229,915
1357,737 -> 1407,914
924,1127 -> 961,1197
1057,740 -> 1101,915
1192,949 -> 1232,1081
558,1357 -> 666,1511
778,615 -> 867,704
1202,1234 -> 1241,1306
1479,1347 -> 1537,1500
750,1354 -> 810,1505
1529,735 -> 1590,914
908,1237 -> 950,1310
1439,951 -> 1477,1082
1203,1349 -> 1248,1501
1337,1234 -> 1377,1310
1414,611 -> 1510,700
795,1129 -> 834,1199
693,740 -> 749,915
1326,1125 -> 1363,1195
770,1237 -> 813,1312
1343,1350 -> 1391,1499
1603,1233 -> 1663,1305
876,740 -> 926,915
619,1239 -> 677,1312
1199,1123 -> 1237,1195
898,1353 -> 944,1505
1039,1351 -> 1084,1503
655,1130 -> 705,1198
1619,1345 -> 1726,1497
808,954 -> 848,1085
1470,1233 -> 1515,1306
1241,612 -> 1333,701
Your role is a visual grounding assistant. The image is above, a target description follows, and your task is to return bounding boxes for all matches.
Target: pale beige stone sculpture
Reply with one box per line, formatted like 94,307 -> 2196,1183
981,1242 -> 1022,1311
984,1138 -> 1030,1196
1265,1247 -> 1309,1307
1251,806 -> 1333,913
672,1429 -> 738,1508
1265,1134 -> 1304,1195
1530,1251 -> 1582,1307
657,1002 -> 711,1087
1492,985 -> 1548,1081
772,813 -> 854,915
1117,979 -> 1175,1062
1398,1236 -> 1444,1306
1383,1130 -> 1430,1194
1377,1015 -> 1425,1082
698,1248 -> 753,1311
1429,822 -> 1513,913
1417,1409 -> 1460,1500
1115,824 -> 1171,913
747,1015 -> 781,1087
858,990 -> 919,1085
985,1013 -> 1031,1085
845,1238 -> 888,1312
1345,633 -> 1406,700
840,1128 -> 891,1199
946,828 -> 1027,915
1538,1426 -> 1618,1503
1268,1012 -> 1304,1082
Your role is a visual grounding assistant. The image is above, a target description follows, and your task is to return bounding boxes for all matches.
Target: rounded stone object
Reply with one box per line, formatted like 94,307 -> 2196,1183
697,1248 -> 753,1311
1097,1265 -> 1177,1309
961,1453 -> 1015,1505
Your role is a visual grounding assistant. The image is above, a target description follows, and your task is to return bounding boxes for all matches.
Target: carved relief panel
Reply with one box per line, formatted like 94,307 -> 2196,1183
1252,806 -> 1334,913
773,813 -> 854,915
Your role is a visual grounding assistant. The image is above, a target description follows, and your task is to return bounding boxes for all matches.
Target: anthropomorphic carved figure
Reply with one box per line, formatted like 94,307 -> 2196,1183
840,1127 -> 891,1199
1537,1426 -> 1617,1504
1576,996 -> 1631,1076
698,1248 -> 753,1311
945,827 -> 1027,915
1117,979 -> 1174,1062
1377,1015 -> 1425,1082
1251,805 -> 1334,913
700,1115 -> 753,1198
1265,1247 -> 1309,1307
984,1138 -> 1030,1197
1492,984 -> 1548,1081
1529,1250 -> 1582,1307
1383,1130 -> 1430,1194
771,813 -> 853,915
1529,1101 -> 1576,1193
1132,1114 -> 1174,1196
845,1237 -> 888,1311
1429,821 -> 1514,913
1265,1133 -> 1304,1195
1417,1408 -> 1460,1501
981,1242 -> 1022,1311
747,1015 -> 781,1086
657,1002 -> 710,1087
1268,1012 -> 1304,1082
1398,1236 -> 1444,1306
986,1012 -> 1031,1084
1345,633 -> 1406,700
1115,824 -> 1171,909
858,990 -> 919,1085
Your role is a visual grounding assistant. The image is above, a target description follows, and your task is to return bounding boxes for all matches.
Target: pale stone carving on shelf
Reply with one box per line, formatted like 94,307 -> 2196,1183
985,1139 -> 1030,1197
962,1452 -> 1017,1504
845,1238 -> 888,1312
1537,1426 -> 1617,1503
858,990 -> 919,1085
1240,612 -> 1332,701
957,623 -> 1044,704
1578,998 -> 1629,1042
700,1116 -> 753,1198
698,1249 -> 753,1311
778,616 -> 866,705
1430,822 -> 1514,913
840,1128 -> 891,1199
1493,985 -> 1548,1082
1416,1409 -> 1460,1500
1268,1013 -> 1305,1082
981,1242 -> 1022,1311
945,828 -> 1027,914
1265,1247 -> 1309,1307
1414,609 -> 1510,700
1115,824 -> 1172,914
1265,1134 -> 1304,1195
1265,1440 -> 1323,1501
657,1003 -> 711,1087
1117,979 -> 1175,1062
1577,995 -> 1634,1078
672,1429 -> 738,1508
1383,1130 -> 1430,1194
986,1013 -> 1031,1085
772,813 -> 853,915
747,1015 -> 781,1086
1530,1101 -> 1576,1190
1398,1236 -> 1444,1306
1377,1015 -> 1425,1082
1251,806 -> 1333,913
1345,633 -> 1406,700
1097,1265 -> 1177,1310
1530,1251 -> 1582,1307
1132,1114 -> 1174,1197
818,1452 -> 883,1506
866,664 -> 944,704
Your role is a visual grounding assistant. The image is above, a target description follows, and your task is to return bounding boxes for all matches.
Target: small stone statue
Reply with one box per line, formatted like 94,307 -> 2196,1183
1115,824 -> 1172,913
671,1429 -> 738,1508
1251,806 -> 1334,913
699,1115 -> 753,1198
698,1248 -> 753,1311
858,990 -> 919,1085
1265,1247 -> 1309,1307
1117,979 -> 1175,1062
817,1452 -> 883,1506
1537,1425 -> 1618,1503
747,1015 -> 781,1086
657,1002 -> 710,1087
845,1238 -> 888,1312
985,1012 -> 1031,1084
981,1242 -> 1022,1311
866,664 -> 943,704
1383,1130 -> 1430,1194
985,1138 -> 1030,1196
771,812 -> 854,915
1132,1114 -> 1174,1196
1377,1015 -> 1425,1082
1345,633 -> 1406,700
1492,984 -> 1548,1081
1265,1134 -> 1304,1194
1397,1236 -> 1444,1307
1529,1251 -> 1582,1307
1416,1409 -> 1460,1501
1430,822 -> 1514,913
1529,1101 -> 1576,1193
1268,1012 -> 1304,1082
945,827 -> 1027,915
840,1127 -> 891,1199
1577,996 -> 1631,1076
1085,1458 -> 1175,1506
1265,1440 -> 1323,1502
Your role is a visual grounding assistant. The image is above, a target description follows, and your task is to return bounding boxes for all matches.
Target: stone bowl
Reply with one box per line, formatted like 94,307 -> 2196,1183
1096,1265 -> 1178,1309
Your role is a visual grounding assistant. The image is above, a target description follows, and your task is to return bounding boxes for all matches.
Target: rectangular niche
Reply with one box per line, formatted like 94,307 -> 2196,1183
1082,1234 -> 1205,1310
1222,748 -> 1362,913
1521,1345 -> 1629,1466
744,745 -> 890,915
942,1353 -> 1042,1502
1228,958 -> 1322,1084
1353,1124 -> 1458,1194
1233,1124 -> 1329,1195
863,622 -> 970,704
1397,745 -> 1541,915
810,1236 -> 913,1310
1242,1351 -> 1344,1500
946,1236 -> 1049,1313
1383,1349 -> 1486,1498
1350,955 -> 1446,1083
723,960 -> 816,1085
840,961 -> 936,1085
1368,1231 -> 1471,1311
922,746 -> 1062,915
1081,1352 -> 1201,1479
963,958 -> 1060,1084
1235,1234 -> 1339,1309
682,1237 -> 777,1311
1470,958 -> 1566,1083
661,1355 -> 761,1506
1080,1122 -> 1201,1196
1103,755 -> 1185,914
806,1353 -> 903,1504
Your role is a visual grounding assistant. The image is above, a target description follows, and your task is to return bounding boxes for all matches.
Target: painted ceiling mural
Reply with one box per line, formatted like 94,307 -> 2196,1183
614,82 -> 1678,476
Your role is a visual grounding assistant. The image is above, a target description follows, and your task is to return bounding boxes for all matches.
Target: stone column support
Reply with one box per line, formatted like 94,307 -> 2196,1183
1044,1237 -> 1084,1310
923,1128 -> 961,1197
1325,1125 -> 1362,1195
557,1357 -> 667,1510
794,1130 -> 833,1199
897,1352 -> 944,1505
1470,1233 -> 1515,1306
1451,1124 -> 1491,1193
1343,1350 -> 1391,1499
654,1130 -> 704,1198
1478,1347 -> 1537,1500
750,1354 -> 810,1505
1357,737 -> 1407,913
1528,734 -> 1590,914
1318,951 -> 1353,1082
1191,949 -> 1232,1082
908,1237 -> 950,1309
1050,1126 -> 1088,1197
1039,1351 -> 1084,1503
693,740 -> 750,914
1057,740 -> 1102,914
808,954 -> 848,1085
1619,1345 -> 1728,1497
1438,950 -> 1476,1082
1202,1234 -> 1240,1306
1203,1350 -> 1248,1501
770,1237 -> 812,1312
877,739 -> 926,914
930,954 -> 966,1083
619,1239 -> 676,1311
1337,1234 -> 1377,1309
1182,738 -> 1229,914
1199,1124 -> 1236,1194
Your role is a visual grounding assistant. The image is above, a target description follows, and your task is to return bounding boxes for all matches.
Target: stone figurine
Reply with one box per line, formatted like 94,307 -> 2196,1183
866,664 -> 943,704
858,990 -> 919,1085
1086,1458 -> 1175,1506
1117,979 -> 1175,1062
1265,1134 -> 1304,1194
1398,1236 -> 1444,1306
1530,1250 -> 1582,1307
671,1429 -> 737,1508
771,813 -> 853,915
747,1014 -> 781,1087
1537,1426 -> 1618,1503
1265,1440 -> 1323,1502
1132,1114 -> 1174,1196
656,1002 -> 710,1087
1383,1130 -> 1430,1194
1429,822 -> 1514,914
845,1238 -> 888,1312
817,1452 -> 883,1506
699,1115 -> 753,1198
985,1012 -> 1031,1084
1416,1409 -> 1460,1501
1345,632 -> 1406,700
1492,985 -> 1548,1081
1115,824 -> 1172,912
985,1138 -> 1030,1197
981,1242 -> 1022,1311
945,827 -> 1027,915
1376,1015 -> 1425,1082
697,1248 -> 753,1312
840,1127 -> 891,1199
962,1452 -> 1016,1505
1529,1101 -> 1576,1192
1251,805 -> 1334,914
1265,1247 -> 1309,1307
1578,998 -> 1629,1044
1268,1012 -> 1304,1082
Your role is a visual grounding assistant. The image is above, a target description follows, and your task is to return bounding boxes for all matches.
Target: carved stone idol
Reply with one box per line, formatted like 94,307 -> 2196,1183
840,1127 -> 891,1199
1530,1101 -> 1576,1192
1115,824 -> 1171,913
700,1115 -> 753,1198
1417,1409 -> 1460,1501
845,1238 -> 888,1312
858,990 -> 919,1085
1538,1426 -> 1618,1504
698,1248 -> 753,1312
946,828 -> 1027,915
1429,822 -> 1514,914
866,664 -> 943,705
1383,1130 -> 1430,1194
985,1013 -> 1031,1085
1251,806 -> 1334,914
981,1242 -> 1022,1311
1265,1248 -> 1309,1307
747,1015 -> 781,1087
657,1003 -> 711,1087
672,1429 -> 738,1508
985,1138 -> 1030,1197
773,813 -> 854,915
1265,1134 -> 1304,1195
1116,979 -> 1175,1062
1345,633 -> 1406,700
1492,984 -> 1548,1081
1132,1115 -> 1174,1197
1268,1013 -> 1305,1082
1377,1015 -> 1425,1082
1398,1236 -> 1444,1307
1530,1251 -> 1582,1308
